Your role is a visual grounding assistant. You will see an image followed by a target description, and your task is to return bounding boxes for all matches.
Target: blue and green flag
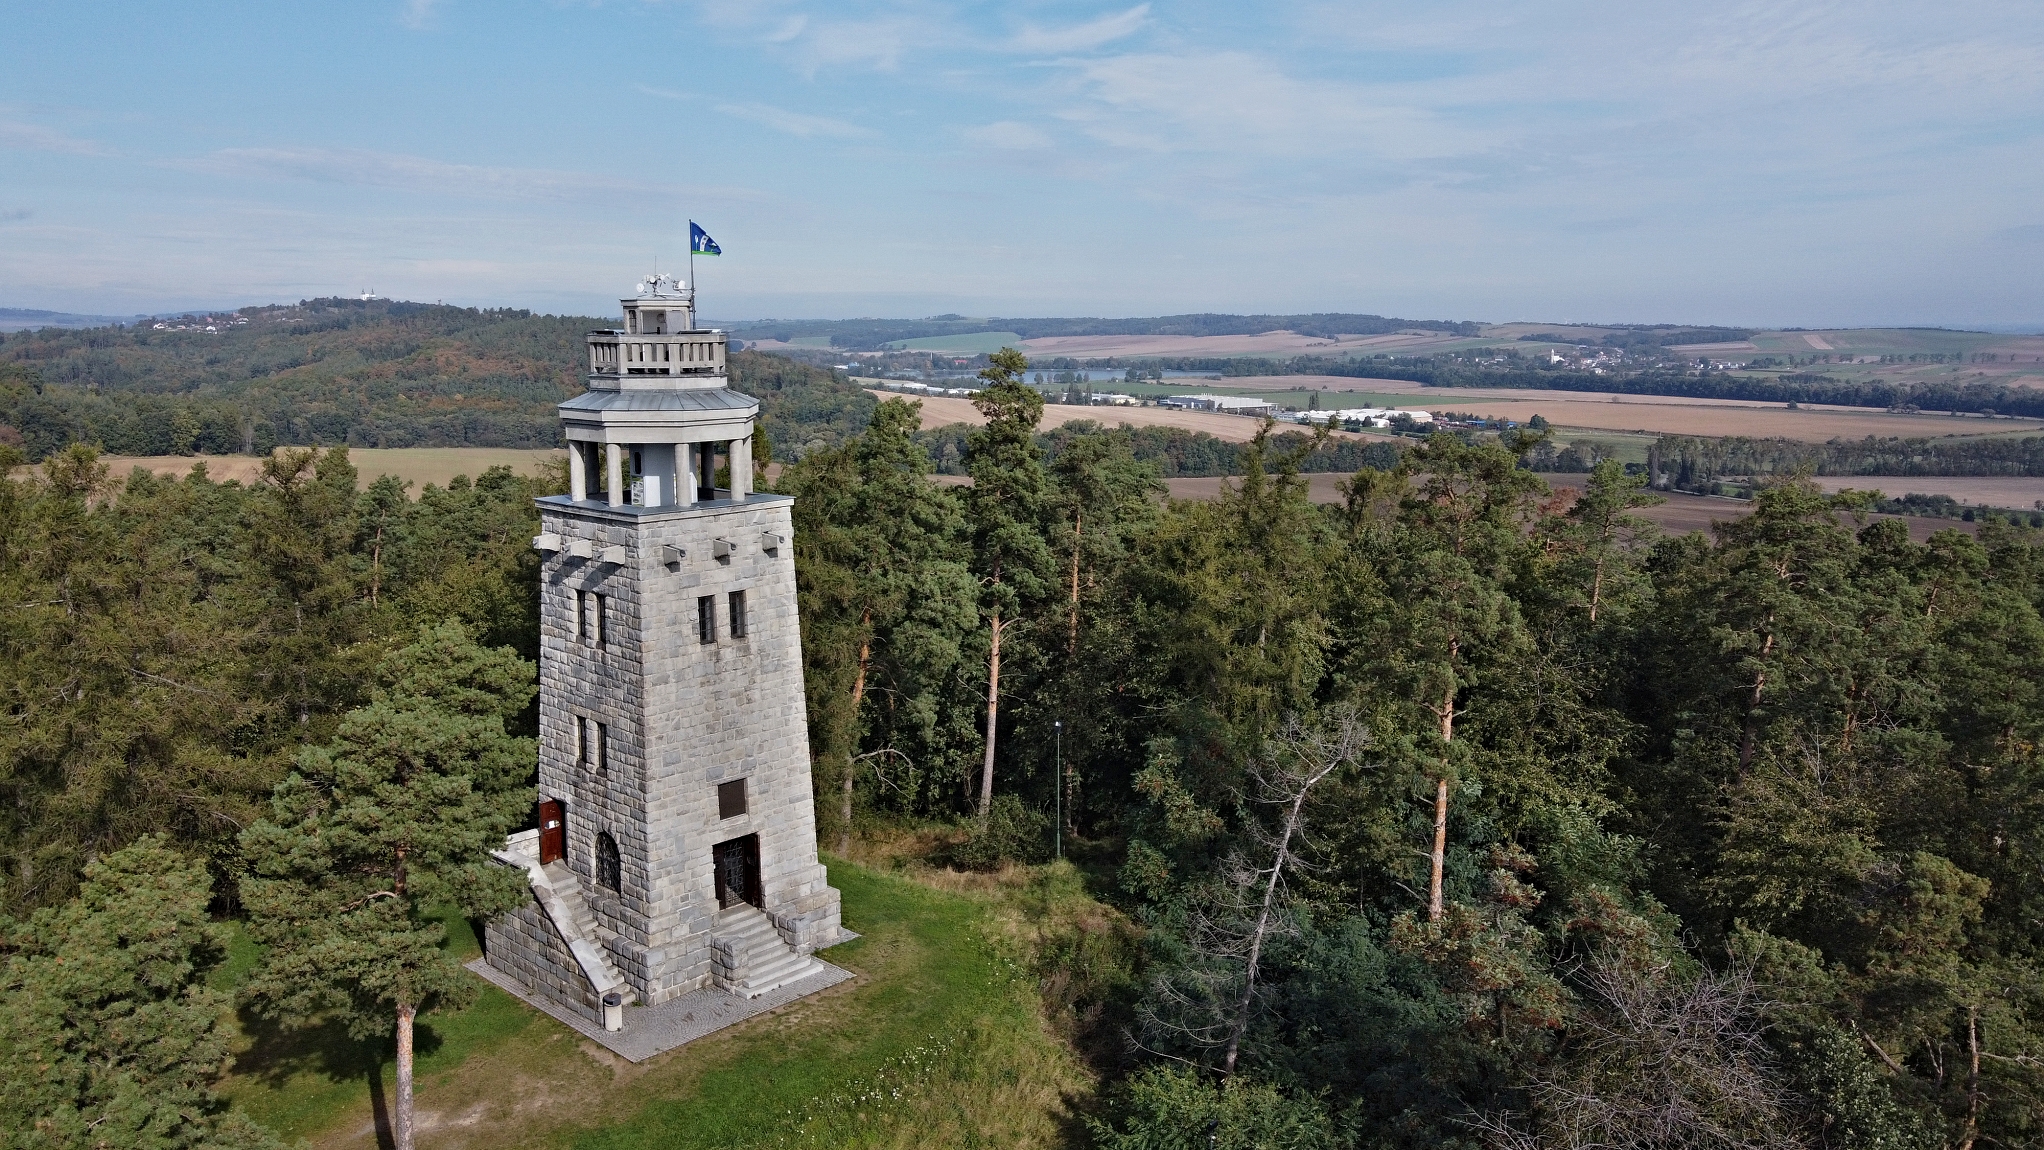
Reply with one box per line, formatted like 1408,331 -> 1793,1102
690,221 -> 721,256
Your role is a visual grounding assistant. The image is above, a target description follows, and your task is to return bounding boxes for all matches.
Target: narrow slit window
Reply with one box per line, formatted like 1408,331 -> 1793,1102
697,595 -> 716,644
729,590 -> 747,639
595,722 -> 608,776
596,832 -> 620,893
575,715 -> 588,766
574,589 -> 586,642
593,593 -> 607,650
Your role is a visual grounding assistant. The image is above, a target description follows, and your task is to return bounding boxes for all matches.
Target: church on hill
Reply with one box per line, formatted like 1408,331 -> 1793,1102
482,273 -> 843,1033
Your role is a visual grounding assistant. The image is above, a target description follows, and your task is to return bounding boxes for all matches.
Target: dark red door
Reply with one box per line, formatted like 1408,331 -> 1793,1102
538,798 -> 565,864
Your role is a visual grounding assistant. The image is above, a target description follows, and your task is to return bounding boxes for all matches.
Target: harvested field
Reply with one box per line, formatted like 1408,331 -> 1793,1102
79,448 -> 564,494
1193,375 -> 2044,442
1014,330 -> 1462,359
1803,333 -> 1836,350
1809,475 -> 2044,508
1667,341 -> 1759,353
871,390 -> 1392,444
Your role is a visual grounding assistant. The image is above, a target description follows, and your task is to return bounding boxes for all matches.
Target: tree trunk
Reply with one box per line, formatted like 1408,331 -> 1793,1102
1428,670 -> 1456,922
370,522 -> 384,607
1588,554 -> 1604,622
1068,510 -> 1082,656
1961,1005 -> 1981,1150
979,613 -> 1003,819
840,614 -> 871,856
395,1002 -> 416,1150
1222,788 -> 1306,1077
1429,775 -> 1450,921
1738,624 -> 1775,774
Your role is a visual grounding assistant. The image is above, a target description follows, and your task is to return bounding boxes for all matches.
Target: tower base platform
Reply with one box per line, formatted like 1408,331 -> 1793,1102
466,946 -> 856,1063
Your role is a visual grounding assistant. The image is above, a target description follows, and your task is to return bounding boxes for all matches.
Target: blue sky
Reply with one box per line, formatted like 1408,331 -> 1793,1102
3,1 -> 2041,327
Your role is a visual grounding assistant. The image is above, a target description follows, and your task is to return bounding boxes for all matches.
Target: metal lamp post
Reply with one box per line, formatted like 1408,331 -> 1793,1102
1053,720 -> 1063,860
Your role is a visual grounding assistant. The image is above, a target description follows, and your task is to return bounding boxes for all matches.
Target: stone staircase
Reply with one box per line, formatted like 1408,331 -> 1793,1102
712,905 -> 824,999
533,860 -> 634,1009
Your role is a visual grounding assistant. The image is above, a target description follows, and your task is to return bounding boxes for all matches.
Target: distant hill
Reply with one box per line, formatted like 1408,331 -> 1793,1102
718,312 -> 1485,349
0,307 -> 153,332
0,297 -> 872,462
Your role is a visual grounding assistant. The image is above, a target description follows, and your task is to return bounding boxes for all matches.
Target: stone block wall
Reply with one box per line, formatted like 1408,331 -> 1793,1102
533,492 -> 842,1007
483,881 -> 604,1025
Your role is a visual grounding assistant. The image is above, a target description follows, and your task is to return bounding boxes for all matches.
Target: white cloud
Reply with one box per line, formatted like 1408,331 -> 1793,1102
965,121 -> 1052,150
0,118 -> 112,157
1009,5 -> 1148,54
175,147 -> 671,201
1061,52 -> 1458,162
714,102 -> 875,139
399,0 -> 441,30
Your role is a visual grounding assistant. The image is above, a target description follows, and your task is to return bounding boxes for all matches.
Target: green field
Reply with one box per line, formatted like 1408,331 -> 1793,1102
214,856 -> 1102,1149
885,331 -> 1024,354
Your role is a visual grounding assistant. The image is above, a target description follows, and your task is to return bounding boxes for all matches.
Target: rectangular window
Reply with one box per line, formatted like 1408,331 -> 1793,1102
575,715 -> 588,766
697,595 -> 716,644
729,590 -> 747,639
574,590 -> 586,642
718,779 -> 747,820
595,722 -> 608,776
593,593 -> 607,650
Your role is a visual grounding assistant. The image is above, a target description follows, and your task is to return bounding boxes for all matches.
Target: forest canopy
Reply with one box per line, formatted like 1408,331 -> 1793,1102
6,349 -> 2044,1146
0,299 -> 872,461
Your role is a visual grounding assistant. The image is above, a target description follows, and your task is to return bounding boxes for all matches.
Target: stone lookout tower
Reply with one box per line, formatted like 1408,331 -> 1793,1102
484,273 -> 842,1031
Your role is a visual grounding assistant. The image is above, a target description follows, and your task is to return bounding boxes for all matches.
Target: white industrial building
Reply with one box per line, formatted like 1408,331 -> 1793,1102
1290,407 -> 1435,428
1160,394 -> 1277,417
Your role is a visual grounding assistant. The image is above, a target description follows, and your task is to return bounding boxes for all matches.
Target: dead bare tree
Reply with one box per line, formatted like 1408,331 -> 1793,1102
1137,709 -> 1370,1079
1476,951 -> 1805,1150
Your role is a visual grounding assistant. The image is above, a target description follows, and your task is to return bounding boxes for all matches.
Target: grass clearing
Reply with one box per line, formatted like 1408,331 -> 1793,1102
216,856 -> 1106,1150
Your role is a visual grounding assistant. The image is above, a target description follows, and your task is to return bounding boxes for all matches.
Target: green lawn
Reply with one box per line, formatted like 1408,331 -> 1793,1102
216,859 -> 1095,1150
216,910 -> 537,1142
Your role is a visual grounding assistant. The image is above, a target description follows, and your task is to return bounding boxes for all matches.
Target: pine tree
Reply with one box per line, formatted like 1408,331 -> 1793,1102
784,398 -> 977,847
0,835 -> 280,1150
965,350 -> 1054,818
238,623 -> 535,1150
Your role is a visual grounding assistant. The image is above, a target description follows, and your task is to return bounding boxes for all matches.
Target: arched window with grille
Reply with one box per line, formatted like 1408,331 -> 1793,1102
596,831 -> 621,895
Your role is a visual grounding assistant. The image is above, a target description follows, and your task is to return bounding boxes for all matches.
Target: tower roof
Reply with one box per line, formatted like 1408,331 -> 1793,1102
561,277 -> 753,445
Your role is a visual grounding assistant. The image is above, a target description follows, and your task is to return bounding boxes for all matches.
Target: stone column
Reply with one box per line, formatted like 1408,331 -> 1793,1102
679,443 -> 699,505
731,436 -> 752,501
569,442 -> 588,502
607,444 -> 625,508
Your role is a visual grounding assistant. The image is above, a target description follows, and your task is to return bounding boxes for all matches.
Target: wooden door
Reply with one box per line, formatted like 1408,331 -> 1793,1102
538,798 -> 565,864
713,834 -> 762,909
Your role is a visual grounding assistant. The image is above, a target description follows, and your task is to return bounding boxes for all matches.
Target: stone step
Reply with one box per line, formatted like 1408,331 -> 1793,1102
714,904 -> 824,998
535,860 -> 633,1007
